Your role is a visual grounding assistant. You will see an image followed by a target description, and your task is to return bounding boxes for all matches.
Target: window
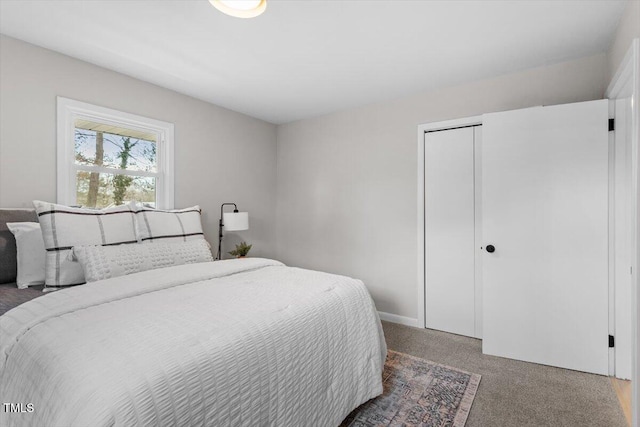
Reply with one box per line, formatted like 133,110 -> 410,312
57,97 -> 174,209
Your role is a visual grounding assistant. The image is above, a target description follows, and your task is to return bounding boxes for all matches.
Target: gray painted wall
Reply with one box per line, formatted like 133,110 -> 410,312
607,0 -> 640,81
276,53 -> 608,320
0,35 -> 278,259
0,31 -> 620,321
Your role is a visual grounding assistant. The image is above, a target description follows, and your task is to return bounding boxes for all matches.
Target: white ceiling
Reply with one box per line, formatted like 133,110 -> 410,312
0,0 -> 628,124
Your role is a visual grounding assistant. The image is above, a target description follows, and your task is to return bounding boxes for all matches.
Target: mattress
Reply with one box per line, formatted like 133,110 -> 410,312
0,258 -> 386,427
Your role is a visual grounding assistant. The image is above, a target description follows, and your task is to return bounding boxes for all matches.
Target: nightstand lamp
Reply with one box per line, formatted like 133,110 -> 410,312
217,203 -> 249,260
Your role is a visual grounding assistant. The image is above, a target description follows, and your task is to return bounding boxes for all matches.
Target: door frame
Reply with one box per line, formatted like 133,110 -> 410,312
417,115 -> 482,330
606,38 -> 640,427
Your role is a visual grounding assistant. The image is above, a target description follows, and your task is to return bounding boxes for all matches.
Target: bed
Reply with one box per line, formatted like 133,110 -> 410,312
0,210 -> 386,427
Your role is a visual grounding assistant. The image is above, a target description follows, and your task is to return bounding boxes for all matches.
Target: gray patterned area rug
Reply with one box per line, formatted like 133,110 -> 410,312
342,350 -> 481,427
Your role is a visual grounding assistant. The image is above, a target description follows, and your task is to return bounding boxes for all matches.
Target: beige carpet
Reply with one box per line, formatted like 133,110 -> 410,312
382,321 -> 627,427
342,350 -> 480,426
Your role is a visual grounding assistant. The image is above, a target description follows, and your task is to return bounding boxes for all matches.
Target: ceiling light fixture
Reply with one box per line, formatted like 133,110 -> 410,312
209,0 -> 267,18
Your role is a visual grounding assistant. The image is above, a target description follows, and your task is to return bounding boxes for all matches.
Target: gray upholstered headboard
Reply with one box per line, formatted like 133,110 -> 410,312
0,209 -> 38,284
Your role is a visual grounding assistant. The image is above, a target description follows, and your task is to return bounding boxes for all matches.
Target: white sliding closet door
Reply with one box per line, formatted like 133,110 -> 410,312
425,127 -> 477,338
482,100 -> 609,375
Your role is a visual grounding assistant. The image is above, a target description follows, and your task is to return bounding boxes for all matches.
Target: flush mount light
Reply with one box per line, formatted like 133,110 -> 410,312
209,0 -> 267,18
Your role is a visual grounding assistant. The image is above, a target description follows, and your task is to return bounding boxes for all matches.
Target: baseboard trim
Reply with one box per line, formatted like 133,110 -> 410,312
378,311 -> 420,328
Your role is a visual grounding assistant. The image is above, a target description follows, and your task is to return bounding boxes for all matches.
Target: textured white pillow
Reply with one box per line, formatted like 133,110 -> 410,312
6,222 -> 46,289
134,205 -> 205,243
73,240 -> 214,282
33,201 -> 138,287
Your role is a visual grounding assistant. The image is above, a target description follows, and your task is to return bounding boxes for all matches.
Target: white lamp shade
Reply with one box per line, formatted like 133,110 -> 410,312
223,212 -> 249,231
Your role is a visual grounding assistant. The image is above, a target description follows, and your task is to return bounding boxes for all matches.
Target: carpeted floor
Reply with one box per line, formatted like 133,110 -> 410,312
382,321 -> 627,427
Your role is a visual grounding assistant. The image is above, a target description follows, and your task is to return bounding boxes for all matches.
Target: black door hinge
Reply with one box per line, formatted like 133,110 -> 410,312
609,335 -> 615,348
609,118 -> 615,132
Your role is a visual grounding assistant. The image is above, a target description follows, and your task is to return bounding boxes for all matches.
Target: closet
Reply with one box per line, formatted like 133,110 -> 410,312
424,126 -> 482,339
423,100 -> 610,375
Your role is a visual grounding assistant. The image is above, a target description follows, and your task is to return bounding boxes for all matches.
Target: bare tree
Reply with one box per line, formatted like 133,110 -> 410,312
86,131 -> 104,208
113,137 -> 137,205
75,129 -> 156,207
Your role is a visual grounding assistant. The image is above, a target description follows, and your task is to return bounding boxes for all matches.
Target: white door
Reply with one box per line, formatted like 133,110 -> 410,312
482,100 -> 609,375
425,126 -> 477,338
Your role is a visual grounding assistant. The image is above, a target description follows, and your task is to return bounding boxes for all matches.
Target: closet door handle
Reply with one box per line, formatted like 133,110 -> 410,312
486,245 -> 496,253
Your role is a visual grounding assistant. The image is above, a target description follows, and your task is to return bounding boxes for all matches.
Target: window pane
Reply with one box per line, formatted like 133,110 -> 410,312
76,170 -> 156,209
74,119 -> 157,172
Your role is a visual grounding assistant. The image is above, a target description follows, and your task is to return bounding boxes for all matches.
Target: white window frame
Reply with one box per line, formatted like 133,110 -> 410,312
57,97 -> 174,209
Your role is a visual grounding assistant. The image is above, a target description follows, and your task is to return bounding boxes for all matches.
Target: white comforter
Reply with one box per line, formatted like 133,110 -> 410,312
0,258 -> 386,427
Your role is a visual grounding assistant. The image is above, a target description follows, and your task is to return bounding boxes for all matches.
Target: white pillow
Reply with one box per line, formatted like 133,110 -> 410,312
134,205 -> 205,243
6,222 -> 46,289
33,201 -> 138,287
73,240 -> 214,282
